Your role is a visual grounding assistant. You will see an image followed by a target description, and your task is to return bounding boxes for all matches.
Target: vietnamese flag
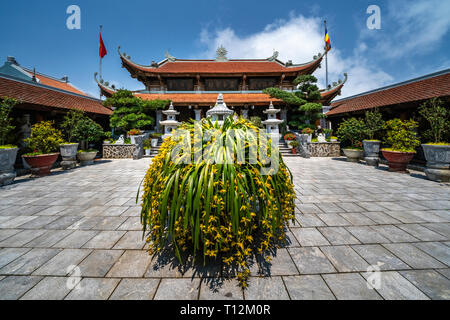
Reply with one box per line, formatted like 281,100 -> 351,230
99,32 -> 107,58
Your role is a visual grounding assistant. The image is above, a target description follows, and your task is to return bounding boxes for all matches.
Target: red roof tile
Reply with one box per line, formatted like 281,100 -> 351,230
35,74 -> 89,97
327,70 -> 450,116
0,76 -> 112,115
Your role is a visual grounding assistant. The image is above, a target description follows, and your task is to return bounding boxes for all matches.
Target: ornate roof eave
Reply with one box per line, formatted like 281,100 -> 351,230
94,72 -> 117,98
320,73 -> 348,105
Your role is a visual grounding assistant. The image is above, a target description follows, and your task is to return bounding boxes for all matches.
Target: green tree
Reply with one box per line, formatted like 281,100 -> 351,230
105,90 -> 169,132
364,108 -> 385,140
336,118 -> 365,148
263,75 -> 323,130
384,119 -> 421,152
72,116 -> 105,147
60,109 -> 85,143
0,96 -> 18,146
418,98 -> 450,143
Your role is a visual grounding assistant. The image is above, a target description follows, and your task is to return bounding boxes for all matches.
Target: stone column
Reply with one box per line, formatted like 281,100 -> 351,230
156,110 -> 162,133
194,109 -> 202,121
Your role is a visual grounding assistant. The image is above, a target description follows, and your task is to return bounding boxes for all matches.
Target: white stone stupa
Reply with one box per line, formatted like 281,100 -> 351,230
160,102 -> 181,139
262,101 -> 284,135
206,93 -> 234,125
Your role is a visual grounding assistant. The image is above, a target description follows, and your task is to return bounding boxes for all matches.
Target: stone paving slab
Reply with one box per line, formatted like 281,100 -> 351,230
0,157 -> 449,300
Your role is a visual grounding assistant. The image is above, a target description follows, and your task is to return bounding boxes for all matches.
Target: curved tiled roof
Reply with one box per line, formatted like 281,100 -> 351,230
118,47 -> 324,75
327,69 -> 450,116
0,75 -> 112,115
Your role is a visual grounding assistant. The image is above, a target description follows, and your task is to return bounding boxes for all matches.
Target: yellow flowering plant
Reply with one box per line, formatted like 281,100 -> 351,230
140,117 -> 296,288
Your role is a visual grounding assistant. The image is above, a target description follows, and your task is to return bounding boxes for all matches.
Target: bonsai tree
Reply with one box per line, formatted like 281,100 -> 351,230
106,90 -> 169,133
383,119 -> 421,152
364,109 -> 385,141
72,116 -> 105,151
418,98 -> 449,144
141,117 -> 295,288
336,118 -> 365,149
60,109 -> 85,143
264,75 -> 323,130
24,121 -> 64,155
0,96 -> 18,147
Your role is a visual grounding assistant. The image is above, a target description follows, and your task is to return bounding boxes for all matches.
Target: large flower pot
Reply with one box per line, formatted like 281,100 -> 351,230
343,149 -> 364,163
60,143 -> 79,170
0,147 -> 18,186
422,144 -> 450,182
77,151 -> 97,166
363,140 -> 381,167
381,150 -> 415,173
291,148 -> 297,155
22,153 -> 59,177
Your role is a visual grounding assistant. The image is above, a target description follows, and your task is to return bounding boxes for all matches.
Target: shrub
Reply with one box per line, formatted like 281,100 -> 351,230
143,139 -> 152,149
364,109 -> 385,140
140,117 -> 296,288
301,128 -> 314,135
72,116 -> 105,145
60,110 -> 85,143
289,141 -> 300,147
24,121 -> 63,154
0,96 -> 18,146
249,116 -> 263,129
383,119 -> 421,153
336,118 -> 365,149
284,133 -> 297,141
418,98 -> 449,144
128,129 -> 142,136
150,132 -> 163,139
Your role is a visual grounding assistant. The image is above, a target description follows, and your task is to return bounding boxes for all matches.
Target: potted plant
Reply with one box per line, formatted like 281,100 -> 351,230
336,118 -> 365,162
284,132 -> 296,148
0,97 -> 19,186
23,121 -> 63,177
301,128 -> 314,143
362,109 -> 385,166
103,131 -> 113,145
418,98 -> 450,182
143,139 -> 152,156
59,110 -> 84,170
289,141 -> 299,154
382,119 -> 421,173
128,129 -> 143,145
150,133 -> 162,148
72,115 -> 104,166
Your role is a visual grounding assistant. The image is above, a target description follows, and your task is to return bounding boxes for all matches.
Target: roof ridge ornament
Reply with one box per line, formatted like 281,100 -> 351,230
216,45 -> 228,62
267,50 -> 279,62
165,51 -> 176,62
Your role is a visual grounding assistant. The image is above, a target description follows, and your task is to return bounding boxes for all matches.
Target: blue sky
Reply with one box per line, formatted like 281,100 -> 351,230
0,0 -> 449,99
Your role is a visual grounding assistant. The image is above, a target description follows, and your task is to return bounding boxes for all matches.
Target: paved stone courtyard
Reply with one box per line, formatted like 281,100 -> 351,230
0,157 -> 449,300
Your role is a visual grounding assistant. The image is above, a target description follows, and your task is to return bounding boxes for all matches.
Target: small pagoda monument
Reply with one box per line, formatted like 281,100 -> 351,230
262,101 -> 284,135
206,93 -> 234,125
160,102 -> 181,138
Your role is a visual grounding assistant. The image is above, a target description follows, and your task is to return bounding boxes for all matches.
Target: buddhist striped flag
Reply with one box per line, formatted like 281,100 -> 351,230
325,27 -> 331,52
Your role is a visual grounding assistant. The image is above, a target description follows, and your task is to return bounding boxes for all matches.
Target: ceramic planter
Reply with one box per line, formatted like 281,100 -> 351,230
145,149 -> 151,156
151,139 -> 159,148
343,149 -> 364,163
291,148 -> 297,154
60,143 -> 79,170
77,151 -> 97,166
422,144 -> 450,182
0,147 -> 18,186
363,140 -> 381,167
22,153 -> 59,177
381,150 -> 415,173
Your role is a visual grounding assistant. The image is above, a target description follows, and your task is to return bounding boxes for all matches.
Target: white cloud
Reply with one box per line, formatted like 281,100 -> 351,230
197,14 -> 393,99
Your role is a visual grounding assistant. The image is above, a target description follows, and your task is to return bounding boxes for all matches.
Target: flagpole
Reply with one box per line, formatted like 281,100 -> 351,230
99,25 -> 103,99
324,20 -> 329,89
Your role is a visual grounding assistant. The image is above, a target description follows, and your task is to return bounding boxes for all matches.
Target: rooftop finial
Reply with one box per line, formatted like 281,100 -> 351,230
216,45 -> 228,62
165,51 -> 176,62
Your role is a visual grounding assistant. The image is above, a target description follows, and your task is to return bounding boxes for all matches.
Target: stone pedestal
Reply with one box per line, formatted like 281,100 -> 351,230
0,148 -> 18,186
132,135 -> 145,160
60,143 -> 79,170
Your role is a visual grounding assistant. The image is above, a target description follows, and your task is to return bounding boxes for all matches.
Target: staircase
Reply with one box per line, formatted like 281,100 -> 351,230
279,141 -> 301,157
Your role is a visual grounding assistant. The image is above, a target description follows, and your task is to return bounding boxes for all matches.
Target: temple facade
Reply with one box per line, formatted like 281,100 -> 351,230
96,46 -> 347,131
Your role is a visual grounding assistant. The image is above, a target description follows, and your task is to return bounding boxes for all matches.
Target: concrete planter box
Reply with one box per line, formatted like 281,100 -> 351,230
382,150 -> 415,173
23,153 -> 59,177
343,149 -> 364,162
60,143 -> 79,170
422,144 -> 450,182
77,151 -> 97,166
363,140 -> 381,167
0,147 -> 18,186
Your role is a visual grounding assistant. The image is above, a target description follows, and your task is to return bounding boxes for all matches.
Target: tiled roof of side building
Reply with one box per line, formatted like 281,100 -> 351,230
0,74 -> 112,115
327,69 -> 450,116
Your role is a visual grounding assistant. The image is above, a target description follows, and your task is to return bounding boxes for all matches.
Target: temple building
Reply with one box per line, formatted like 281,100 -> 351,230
96,46 -> 347,130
